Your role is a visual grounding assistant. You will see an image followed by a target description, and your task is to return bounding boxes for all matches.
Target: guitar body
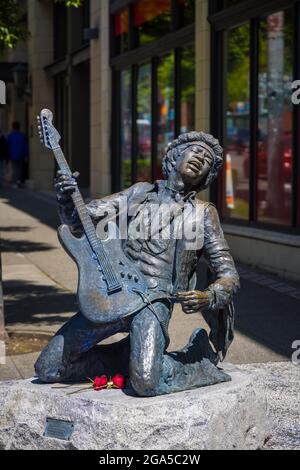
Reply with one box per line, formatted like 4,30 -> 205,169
58,224 -> 153,323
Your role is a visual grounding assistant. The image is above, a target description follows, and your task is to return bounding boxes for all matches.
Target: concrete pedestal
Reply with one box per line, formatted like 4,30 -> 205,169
0,367 -> 270,450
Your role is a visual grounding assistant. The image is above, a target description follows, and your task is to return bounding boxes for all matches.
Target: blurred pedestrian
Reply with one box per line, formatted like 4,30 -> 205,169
7,121 -> 29,188
0,129 -> 9,188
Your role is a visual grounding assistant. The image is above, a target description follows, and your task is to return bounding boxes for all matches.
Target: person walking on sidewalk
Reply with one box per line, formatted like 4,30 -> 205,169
0,129 -> 9,189
7,121 -> 29,188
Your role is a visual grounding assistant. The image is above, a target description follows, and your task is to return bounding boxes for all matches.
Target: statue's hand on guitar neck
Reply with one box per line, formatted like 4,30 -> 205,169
55,170 -> 80,202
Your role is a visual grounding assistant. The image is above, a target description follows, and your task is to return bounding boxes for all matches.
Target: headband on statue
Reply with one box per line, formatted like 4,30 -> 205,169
177,141 -> 216,160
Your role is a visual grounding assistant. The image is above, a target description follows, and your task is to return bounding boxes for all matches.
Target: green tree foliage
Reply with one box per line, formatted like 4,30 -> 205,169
227,23 -> 250,105
181,46 -> 195,103
0,0 -> 83,51
0,0 -> 28,50
60,0 -> 83,6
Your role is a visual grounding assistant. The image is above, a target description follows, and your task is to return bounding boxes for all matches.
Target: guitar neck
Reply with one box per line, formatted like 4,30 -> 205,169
53,147 -> 121,292
53,147 -> 95,238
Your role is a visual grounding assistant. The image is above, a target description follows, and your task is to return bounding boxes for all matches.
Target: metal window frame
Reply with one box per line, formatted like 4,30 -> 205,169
210,0 -> 300,232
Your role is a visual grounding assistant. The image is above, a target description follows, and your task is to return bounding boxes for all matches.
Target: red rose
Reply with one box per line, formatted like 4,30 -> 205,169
93,375 -> 108,391
112,374 -> 126,389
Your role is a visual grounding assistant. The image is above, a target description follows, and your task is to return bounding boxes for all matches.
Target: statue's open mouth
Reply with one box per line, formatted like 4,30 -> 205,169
188,159 -> 203,173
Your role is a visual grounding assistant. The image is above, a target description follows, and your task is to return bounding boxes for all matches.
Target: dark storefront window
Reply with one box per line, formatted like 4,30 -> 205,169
224,0 -> 244,7
114,9 -> 129,55
82,0 -> 90,45
177,0 -> 195,27
181,45 -> 196,133
257,10 -> 293,226
134,0 -> 172,46
137,63 -> 152,182
54,2 -> 90,58
157,53 -> 175,170
120,69 -> 132,189
54,3 -> 67,60
214,0 -> 246,10
223,23 -> 250,220
211,0 -> 299,233
111,0 -> 195,189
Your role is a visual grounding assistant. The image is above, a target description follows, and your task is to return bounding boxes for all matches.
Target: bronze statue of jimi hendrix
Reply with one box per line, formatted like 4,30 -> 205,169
36,113 -> 239,397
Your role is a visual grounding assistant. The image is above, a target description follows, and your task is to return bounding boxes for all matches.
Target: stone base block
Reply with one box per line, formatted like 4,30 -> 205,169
0,366 -> 270,450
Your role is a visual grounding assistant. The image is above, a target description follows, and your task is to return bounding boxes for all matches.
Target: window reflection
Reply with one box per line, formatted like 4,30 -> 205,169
137,63 -> 152,182
181,45 -> 195,133
157,53 -> 175,179
224,23 -> 250,220
177,0 -> 195,27
120,69 -> 132,188
257,10 -> 293,225
134,0 -> 171,47
114,9 -> 129,54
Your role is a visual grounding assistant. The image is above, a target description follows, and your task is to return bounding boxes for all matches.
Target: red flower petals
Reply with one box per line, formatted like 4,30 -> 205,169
112,374 -> 126,389
91,374 -> 126,391
93,375 -> 108,391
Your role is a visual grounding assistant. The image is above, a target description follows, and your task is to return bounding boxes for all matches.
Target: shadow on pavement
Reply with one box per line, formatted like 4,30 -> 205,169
3,281 -> 77,328
0,188 -> 60,230
233,277 -> 300,359
0,238 -> 54,253
0,226 -> 31,233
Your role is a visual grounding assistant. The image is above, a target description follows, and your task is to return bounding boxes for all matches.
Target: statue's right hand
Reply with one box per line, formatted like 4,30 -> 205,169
55,170 -> 79,198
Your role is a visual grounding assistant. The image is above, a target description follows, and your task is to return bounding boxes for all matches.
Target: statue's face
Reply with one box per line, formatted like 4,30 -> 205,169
176,143 -> 214,188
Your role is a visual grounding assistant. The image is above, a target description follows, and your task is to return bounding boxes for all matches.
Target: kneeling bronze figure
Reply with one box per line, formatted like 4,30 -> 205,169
35,109 -> 239,397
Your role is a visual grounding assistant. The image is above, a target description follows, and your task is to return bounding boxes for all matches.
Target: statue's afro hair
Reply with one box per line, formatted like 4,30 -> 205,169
162,131 -> 223,189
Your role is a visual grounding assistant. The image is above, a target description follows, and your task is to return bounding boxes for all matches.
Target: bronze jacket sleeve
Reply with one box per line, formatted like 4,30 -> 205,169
203,204 -> 240,310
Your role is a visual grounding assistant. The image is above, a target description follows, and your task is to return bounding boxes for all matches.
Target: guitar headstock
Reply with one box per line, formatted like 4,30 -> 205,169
37,109 -> 61,150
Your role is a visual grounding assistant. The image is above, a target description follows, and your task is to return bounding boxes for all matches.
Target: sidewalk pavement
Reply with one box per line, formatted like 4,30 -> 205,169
1,186 -> 300,381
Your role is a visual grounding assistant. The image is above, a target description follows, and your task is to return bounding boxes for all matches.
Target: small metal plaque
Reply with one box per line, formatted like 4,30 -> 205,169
44,418 -> 74,441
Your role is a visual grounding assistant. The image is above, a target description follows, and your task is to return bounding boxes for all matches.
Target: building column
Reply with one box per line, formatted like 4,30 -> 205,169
90,0 -> 111,198
27,0 -> 54,190
195,0 -> 210,133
